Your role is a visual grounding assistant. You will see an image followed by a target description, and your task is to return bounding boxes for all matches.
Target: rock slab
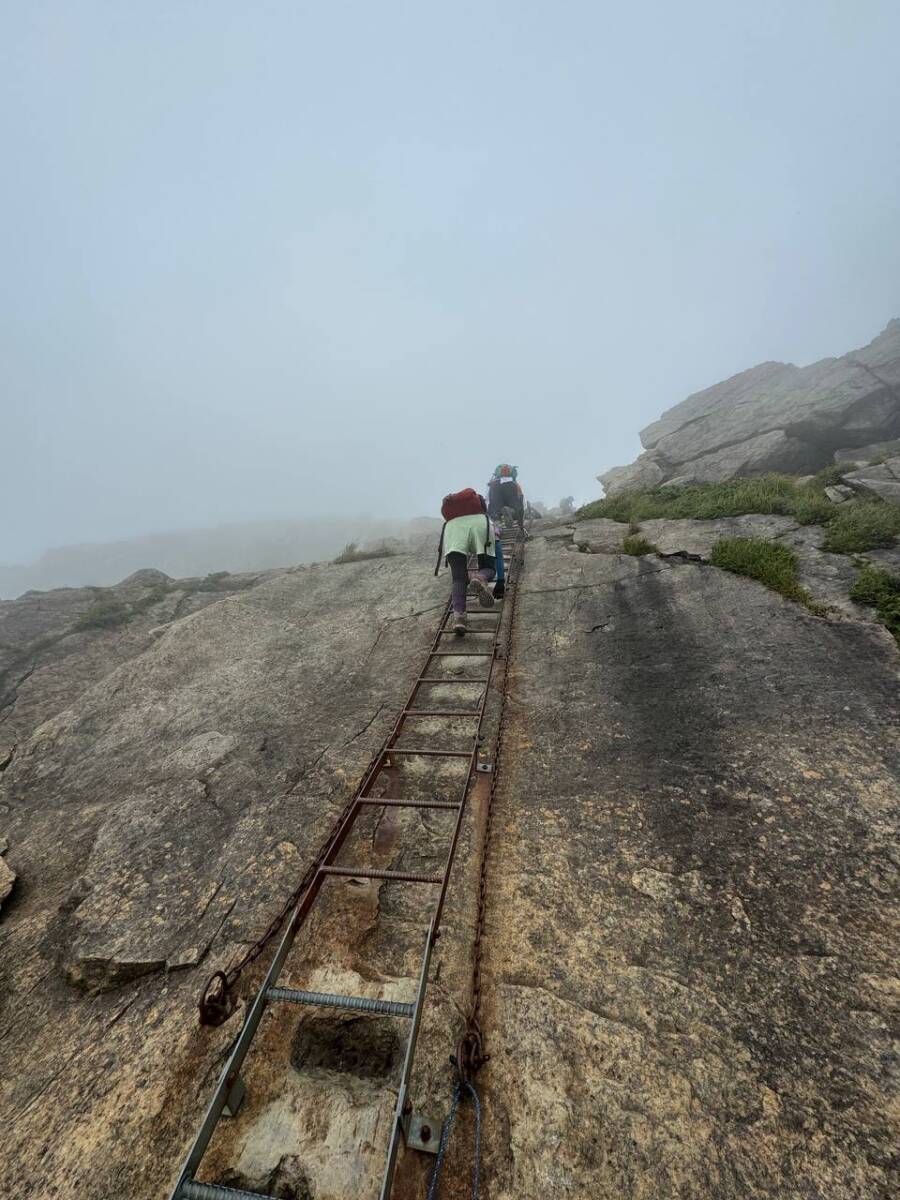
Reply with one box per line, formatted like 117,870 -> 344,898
601,320 -> 900,492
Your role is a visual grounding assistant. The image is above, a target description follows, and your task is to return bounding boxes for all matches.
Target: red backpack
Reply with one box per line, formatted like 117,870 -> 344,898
434,489 -> 491,575
441,488 -> 485,520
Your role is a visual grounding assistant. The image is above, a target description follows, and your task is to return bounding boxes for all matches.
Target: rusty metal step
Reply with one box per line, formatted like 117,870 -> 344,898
321,866 -> 442,884
180,1182 -> 270,1200
416,676 -> 489,683
359,798 -> 461,810
429,650 -> 494,657
384,747 -> 472,758
402,709 -> 479,717
266,987 -> 414,1018
170,540 -> 525,1200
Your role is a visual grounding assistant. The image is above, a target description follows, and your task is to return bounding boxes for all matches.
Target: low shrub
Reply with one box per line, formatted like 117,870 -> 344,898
74,600 -> 130,630
620,535 -> 656,556
196,571 -> 232,592
579,475 -> 805,524
821,500 -> 900,554
811,463 -> 849,488
849,563 -> 900,643
333,542 -> 397,564
709,537 -> 823,612
791,492 -> 836,526
128,587 -> 171,614
578,473 -> 900,553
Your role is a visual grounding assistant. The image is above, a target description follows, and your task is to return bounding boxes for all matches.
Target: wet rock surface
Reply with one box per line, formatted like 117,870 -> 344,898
0,552 -> 462,1199
569,512 -> 896,623
2,529 -> 899,1200
572,518 -> 631,553
637,514 -> 800,558
602,319 -> 900,492
462,535 -> 900,1199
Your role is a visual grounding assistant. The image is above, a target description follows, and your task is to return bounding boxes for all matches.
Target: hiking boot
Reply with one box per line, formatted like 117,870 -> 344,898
469,577 -> 495,608
452,611 -> 467,637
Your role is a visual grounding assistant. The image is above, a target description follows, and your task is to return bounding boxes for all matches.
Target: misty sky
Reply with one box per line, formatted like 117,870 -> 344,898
3,1 -> 900,564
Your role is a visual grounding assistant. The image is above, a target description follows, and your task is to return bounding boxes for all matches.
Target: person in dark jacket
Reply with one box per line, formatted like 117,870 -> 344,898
487,463 -> 525,534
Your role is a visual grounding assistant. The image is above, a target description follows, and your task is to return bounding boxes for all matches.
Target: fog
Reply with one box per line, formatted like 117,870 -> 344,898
3,2 -> 900,588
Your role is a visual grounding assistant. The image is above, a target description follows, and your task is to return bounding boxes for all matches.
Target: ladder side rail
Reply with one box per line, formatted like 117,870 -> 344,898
379,539 -> 522,1199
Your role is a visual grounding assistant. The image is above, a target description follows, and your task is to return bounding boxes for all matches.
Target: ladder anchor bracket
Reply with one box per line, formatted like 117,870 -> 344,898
404,1110 -> 442,1155
223,1072 -> 246,1118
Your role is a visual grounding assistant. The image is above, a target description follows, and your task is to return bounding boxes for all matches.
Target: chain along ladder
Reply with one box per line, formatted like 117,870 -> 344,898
455,532 -> 523,1086
170,531 -> 525,1200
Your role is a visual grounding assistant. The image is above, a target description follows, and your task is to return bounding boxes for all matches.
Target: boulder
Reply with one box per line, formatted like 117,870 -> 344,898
113,568 -> 174,597
834,437 -> 900,463
664,430 -> 822,485
573,519 -> 632,553
637,514 -> 799,558
598,452 -> 666,494
601,320 -> 900,494
842,456 -> 900,505
537,524 -> 576,541
0,838 -> 14,912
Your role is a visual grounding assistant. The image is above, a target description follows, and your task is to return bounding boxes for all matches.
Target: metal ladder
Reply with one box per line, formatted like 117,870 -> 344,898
171,534 -> 521,1200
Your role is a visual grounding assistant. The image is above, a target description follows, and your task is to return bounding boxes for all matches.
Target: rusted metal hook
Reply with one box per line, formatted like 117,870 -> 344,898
198,970 -> 236,1027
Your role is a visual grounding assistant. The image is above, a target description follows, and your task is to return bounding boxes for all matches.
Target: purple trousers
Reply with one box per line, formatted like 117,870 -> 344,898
447,551 -> 495,614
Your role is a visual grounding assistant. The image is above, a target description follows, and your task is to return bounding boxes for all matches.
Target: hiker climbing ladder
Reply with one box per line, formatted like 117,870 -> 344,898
171,532 -> 523,1200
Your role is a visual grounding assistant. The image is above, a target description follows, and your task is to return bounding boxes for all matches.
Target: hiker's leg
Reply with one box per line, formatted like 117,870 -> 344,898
469,555 -> 496,608
493,540 -> 506,597
516,492 -> 526,531
487,482 -> 502,523
476,553 -> 496,582
447,552 -> 468,614
494,542 -> 505,585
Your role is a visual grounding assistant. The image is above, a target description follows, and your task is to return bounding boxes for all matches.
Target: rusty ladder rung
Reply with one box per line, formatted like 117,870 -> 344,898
359,798 -> 461,810
430,650 -> 493,657
439,628 -> 496,633
180,1182 -> 270,1200
417,677 -> 489,683
384,747 -> 472,758
402,710 -> 479,717
266,987 -> 415,1018
321,866 -> 442,884
170,538 -> 526,1200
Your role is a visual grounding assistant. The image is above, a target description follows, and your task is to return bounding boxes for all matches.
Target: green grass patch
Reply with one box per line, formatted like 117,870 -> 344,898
333,542 -> 397,564
74,585 -> 174,631
811,463 -> 849,488
579,472 -> 900,554
195,571 -> 232,592
821,500 -> 900,554
579,474 -> 827,524
849,563 -> 900,643
74,599 -> 131,630
620,535 -> 657,556
709,537 -> 824,613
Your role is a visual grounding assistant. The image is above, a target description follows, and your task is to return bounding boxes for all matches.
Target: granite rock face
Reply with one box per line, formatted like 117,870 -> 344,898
601,320 -> 900,493
1,528 -> 899,1200
842,456 -> 900,505
0,551 -> 467,1199
461,533 -> 900,1199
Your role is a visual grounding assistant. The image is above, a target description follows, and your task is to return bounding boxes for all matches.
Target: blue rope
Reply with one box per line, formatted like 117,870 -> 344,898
467,1079 -> 482,1198
426,1081 -> 461,1200
426,1075 -> 482,1200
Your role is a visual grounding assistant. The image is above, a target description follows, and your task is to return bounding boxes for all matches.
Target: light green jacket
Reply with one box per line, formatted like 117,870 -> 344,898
441,512 -> 495,561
